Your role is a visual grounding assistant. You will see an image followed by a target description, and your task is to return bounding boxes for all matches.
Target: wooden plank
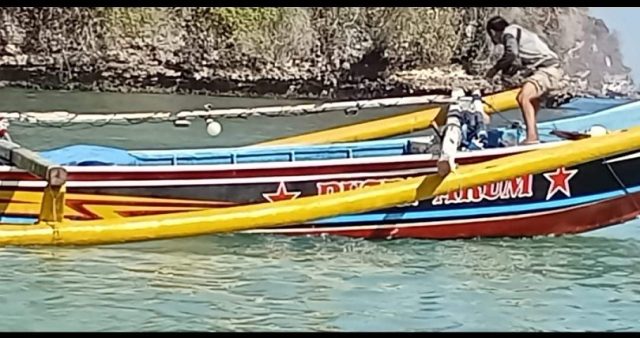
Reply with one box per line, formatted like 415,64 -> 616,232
0,140 -> 67,186
437,89 -> 465,176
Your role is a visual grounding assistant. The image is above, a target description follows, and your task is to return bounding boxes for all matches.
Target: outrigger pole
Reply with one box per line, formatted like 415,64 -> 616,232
257,89 -> 519,146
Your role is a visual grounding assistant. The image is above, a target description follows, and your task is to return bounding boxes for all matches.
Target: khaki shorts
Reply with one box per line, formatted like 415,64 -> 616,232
525,65 -> 566,95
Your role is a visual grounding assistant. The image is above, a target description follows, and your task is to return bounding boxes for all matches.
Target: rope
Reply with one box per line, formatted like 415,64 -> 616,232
481,97 -> 563,134
0,93 -> 462,128
605,162 -> 640,212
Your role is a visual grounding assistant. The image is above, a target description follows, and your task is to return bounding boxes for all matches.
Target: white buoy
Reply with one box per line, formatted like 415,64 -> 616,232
206,118 -> 222,137
588,125 -> 608,137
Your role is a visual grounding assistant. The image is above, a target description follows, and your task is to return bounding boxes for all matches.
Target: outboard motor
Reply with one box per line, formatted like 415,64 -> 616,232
460,93 -> 489,151
437,89 -> 490,176
453,91 -> 489,151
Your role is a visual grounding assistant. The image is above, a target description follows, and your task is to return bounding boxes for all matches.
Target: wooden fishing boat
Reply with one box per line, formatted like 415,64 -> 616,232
1,93 -> 639,240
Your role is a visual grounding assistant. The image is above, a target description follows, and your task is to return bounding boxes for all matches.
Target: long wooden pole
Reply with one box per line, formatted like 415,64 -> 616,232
0,140 -> 67,187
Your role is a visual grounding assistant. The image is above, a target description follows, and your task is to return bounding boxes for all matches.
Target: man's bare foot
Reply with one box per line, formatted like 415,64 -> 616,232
437,156 -> 455,177
521,139 -> 540,145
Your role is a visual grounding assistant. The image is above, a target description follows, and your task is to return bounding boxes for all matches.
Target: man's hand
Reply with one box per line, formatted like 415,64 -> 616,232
486,33 -> 518,81
485,67 -> 498,79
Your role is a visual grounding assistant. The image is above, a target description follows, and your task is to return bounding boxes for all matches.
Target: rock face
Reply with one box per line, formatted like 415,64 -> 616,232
0,7 -> 635,100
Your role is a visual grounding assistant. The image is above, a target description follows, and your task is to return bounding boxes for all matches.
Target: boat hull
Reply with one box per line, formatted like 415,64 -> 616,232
244,149 -> 640,238
0,144 -> 541,220
248,193 -> 640,239
2,143 -> 639,239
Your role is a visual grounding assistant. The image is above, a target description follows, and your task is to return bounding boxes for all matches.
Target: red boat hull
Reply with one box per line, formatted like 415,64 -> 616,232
246,193 -> 640,239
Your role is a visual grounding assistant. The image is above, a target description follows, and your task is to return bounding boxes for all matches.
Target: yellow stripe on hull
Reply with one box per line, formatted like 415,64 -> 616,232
0,190 -> 86,219
0,190 -> 229,220
1,123 -> 639,247
257,89 -> 520,146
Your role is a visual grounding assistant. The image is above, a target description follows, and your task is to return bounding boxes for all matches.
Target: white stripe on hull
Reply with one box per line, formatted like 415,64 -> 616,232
0,141 -> 555,174
0,168 -> 436,188
603,151 -> 640,164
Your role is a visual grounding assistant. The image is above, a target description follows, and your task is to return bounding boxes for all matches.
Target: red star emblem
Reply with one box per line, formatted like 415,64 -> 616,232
262,182 -> 301,202
543,167 -> 578,200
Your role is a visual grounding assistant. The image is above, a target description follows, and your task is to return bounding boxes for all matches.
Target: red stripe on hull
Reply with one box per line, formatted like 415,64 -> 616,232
268,194 -> 640,239
0,153 -> 509,182
66,160 -> 436,181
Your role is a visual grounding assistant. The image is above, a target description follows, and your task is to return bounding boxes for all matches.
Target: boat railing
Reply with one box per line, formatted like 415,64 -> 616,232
130,142 -> 409,166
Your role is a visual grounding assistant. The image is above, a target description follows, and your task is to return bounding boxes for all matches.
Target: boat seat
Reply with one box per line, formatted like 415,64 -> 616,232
408,136 -> 439,154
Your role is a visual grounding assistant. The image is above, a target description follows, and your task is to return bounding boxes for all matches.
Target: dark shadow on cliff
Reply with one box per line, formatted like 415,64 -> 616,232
334,47 -> 429,99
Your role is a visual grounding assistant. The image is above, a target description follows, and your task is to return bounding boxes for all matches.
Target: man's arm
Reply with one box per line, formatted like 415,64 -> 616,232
486,33 -> 519,78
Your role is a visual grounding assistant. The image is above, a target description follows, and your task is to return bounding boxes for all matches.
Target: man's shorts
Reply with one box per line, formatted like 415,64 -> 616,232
525,65 -> 566,95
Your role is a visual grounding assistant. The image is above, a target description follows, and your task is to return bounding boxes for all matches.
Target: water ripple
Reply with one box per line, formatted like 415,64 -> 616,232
4,88 -> 640,331
2,220 -> 640,331
0,226 -> 640,331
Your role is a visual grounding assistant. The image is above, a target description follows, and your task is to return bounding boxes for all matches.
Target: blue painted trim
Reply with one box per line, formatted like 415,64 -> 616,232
313,185 -> 640,224
3,185 -> 638,227
0,216 -> 37,225
538,100 -> 640,134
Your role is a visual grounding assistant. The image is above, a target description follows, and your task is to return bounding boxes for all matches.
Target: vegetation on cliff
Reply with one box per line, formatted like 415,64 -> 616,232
0,7 -> 634,98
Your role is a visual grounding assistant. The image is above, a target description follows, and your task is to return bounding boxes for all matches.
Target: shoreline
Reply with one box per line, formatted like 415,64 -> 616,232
0,62 -> 499,101
0,64 -> 636,102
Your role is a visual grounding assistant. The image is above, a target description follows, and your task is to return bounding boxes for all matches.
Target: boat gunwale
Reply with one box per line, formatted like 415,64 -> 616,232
0,141 -> 563,174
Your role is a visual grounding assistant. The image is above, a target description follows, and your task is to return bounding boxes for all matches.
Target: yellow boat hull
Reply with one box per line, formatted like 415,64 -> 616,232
258,89 -> 520,146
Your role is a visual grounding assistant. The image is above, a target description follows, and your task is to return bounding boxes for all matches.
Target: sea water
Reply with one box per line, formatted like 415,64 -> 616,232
0,88 -> 638,332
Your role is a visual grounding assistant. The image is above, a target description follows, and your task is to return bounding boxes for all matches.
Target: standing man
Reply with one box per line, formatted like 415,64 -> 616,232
485,16 -> 566,144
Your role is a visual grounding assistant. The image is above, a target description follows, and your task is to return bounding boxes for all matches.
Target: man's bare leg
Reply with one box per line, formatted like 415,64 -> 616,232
517,82 -> 543,144
532,97 -> 540,113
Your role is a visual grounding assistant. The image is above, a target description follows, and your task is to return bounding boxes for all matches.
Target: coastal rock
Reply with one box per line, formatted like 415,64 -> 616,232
0,7 -> 634,100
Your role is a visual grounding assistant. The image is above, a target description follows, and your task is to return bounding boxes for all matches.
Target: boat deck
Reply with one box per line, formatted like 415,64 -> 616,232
38,137 -> 421,166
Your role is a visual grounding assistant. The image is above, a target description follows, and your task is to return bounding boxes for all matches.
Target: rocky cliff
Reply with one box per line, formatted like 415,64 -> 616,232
0,7 -> 635,100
